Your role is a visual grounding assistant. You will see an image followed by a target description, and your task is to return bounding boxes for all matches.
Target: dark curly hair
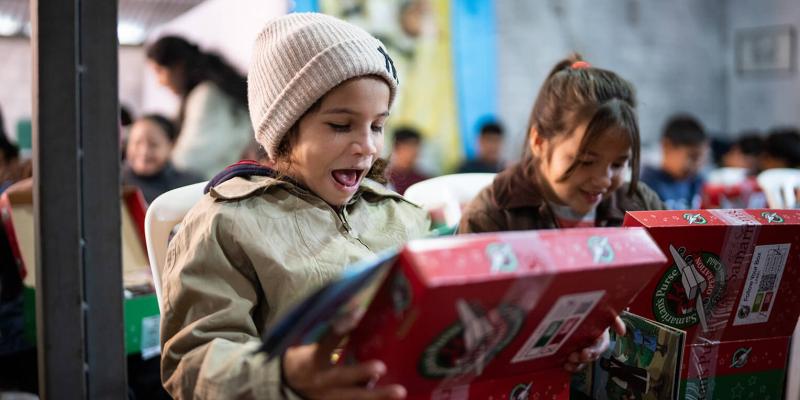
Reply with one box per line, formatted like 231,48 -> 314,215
146,36 -> 248,131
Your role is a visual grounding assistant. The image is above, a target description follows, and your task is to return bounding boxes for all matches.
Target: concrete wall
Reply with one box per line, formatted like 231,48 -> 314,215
0,38 -> 146,142
727,0 -> 800,134
496,0 -> 728,162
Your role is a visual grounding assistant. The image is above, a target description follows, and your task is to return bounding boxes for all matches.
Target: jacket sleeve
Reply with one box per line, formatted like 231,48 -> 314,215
159,204 -> 302,400
636,181 -> 667,211
457,189 -> 506,234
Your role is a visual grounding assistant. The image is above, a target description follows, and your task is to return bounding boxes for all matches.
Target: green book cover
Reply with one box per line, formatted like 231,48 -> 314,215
573,311 -> 686,400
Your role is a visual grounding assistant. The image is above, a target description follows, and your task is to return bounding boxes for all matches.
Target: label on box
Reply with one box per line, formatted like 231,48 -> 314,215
733,243 -> 790,326
141,315 -> 161,360
512,290 -> 604,362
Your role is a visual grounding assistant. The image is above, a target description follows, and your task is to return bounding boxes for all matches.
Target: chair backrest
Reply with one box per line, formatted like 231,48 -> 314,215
144,181 -> 208,311
404,173 -> 496,229
756,168 -> 800,209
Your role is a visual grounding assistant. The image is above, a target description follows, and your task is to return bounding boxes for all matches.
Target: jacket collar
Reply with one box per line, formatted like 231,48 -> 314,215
209,174 -> 404,205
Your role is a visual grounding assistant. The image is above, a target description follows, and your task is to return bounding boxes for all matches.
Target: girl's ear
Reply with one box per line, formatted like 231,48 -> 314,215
528,126 -> 545,157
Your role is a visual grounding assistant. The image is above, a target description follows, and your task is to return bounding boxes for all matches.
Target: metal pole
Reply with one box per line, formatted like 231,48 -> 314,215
31,0 -> 85,396
79,0 -> 126,397
31,0 -> 125,397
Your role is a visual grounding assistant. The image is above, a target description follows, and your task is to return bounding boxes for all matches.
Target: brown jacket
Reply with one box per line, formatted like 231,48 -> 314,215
458,161 -> 664,233
161,175 -> 430,399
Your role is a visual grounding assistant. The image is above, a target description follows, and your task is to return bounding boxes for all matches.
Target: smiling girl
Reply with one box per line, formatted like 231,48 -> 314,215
459,55 -> 663,232
458,55 -> 664,370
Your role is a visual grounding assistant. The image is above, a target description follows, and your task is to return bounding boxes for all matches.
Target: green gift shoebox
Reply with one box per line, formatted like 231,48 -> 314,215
1,186 -> 160,357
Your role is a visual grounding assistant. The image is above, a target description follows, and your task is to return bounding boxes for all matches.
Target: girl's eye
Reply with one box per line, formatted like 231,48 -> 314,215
579,159 -> 595,166
327,123 -> 350,132
371,125 -> 384,133
612,162 -> 626,169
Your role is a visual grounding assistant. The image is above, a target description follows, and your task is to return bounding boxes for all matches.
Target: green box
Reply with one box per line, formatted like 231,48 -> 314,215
23,286 -> 160,356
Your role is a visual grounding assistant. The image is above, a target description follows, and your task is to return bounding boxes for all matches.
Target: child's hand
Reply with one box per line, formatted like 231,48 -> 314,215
563,315 -> 626,373
282,332 -> 407,400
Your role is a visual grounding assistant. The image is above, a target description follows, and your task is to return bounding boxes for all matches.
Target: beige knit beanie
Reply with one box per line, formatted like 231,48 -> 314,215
248,13 -> 399,159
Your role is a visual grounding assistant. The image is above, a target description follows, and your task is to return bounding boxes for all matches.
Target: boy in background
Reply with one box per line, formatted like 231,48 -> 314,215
721,133 -> 763,174
760,127 -> 800,170
387,127 -> 429,195
457,121 -> 505,173
642,114 -> 709,210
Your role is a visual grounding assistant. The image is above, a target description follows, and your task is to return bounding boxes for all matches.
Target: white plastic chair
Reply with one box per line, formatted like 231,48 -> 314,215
144,181 -> 208,311
404,173 -> 496,229
756,168 -> 800,209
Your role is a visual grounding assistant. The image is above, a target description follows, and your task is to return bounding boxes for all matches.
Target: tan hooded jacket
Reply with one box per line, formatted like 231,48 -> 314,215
160,175 -> 430,399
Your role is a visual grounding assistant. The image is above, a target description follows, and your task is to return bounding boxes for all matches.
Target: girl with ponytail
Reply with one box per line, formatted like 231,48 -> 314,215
459,54 -> 665,371
460,54 -> 663,232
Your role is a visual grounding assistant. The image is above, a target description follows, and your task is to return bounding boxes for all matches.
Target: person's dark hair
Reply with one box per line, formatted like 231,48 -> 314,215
764,127 -> 800,168
146,36 -> 248,129
479,121 -> 504,137
525,53 -> 640,194
139,114 -> 178,143
662,114 -> 707,146
393,127 -> 422,146
0,107 -> 19,162
709,137 -> 731,166
735,133 -> 764,156
120,105 -> 134,127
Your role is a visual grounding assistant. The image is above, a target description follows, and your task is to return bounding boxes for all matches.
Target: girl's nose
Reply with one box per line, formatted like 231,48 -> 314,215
353,128 -> 377,155
594,165 -> 614,187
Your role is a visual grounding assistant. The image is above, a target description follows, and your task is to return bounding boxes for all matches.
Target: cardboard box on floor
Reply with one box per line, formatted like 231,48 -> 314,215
341,227 -> 667,399
0,187 -> 161,357
617,209 -> 800,399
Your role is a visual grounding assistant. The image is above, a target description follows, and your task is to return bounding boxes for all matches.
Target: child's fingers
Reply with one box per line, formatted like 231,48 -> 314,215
585,328 -> 611,357
328,384 -> 407,400
313,332 -> 346,368
317,360 -> 387,388
612,316 -> 626,336
563,360 -> 586,372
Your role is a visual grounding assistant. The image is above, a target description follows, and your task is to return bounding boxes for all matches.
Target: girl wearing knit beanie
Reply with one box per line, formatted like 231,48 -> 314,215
159,13 -> 426,399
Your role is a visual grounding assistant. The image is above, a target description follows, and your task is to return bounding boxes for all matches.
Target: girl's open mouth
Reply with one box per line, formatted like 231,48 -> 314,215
582,190 -> 603,204
331,169 -> 364,188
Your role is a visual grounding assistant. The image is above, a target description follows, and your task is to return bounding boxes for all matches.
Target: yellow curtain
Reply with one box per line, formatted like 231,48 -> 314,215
320,0 -> 461,173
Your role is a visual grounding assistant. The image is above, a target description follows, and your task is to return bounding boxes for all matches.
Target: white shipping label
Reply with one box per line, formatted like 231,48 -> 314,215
140,315 -> 162,360
733,243 -> 790,326
511,290 -> 604,363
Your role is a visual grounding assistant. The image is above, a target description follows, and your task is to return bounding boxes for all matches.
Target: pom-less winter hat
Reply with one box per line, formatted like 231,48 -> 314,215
248,13 -> 399,159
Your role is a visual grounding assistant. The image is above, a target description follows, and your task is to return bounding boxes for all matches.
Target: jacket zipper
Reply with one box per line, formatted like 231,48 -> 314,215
334,207 -> 371,250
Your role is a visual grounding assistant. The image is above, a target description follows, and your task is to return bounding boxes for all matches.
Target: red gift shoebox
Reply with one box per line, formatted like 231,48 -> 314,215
345,227 -> 667,399
0,186 -> 151,289
624,209 -> 800,342
624,209 -> 800,399
678,335 -> 790,399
